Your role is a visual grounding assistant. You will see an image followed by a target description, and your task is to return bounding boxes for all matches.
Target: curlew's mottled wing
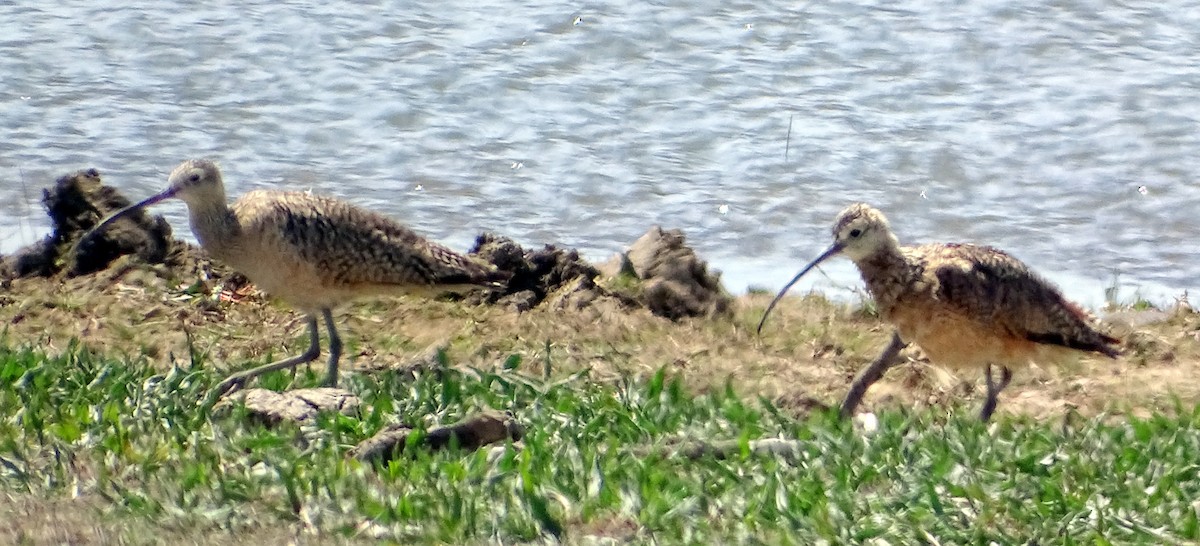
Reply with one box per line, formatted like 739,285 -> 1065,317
918,243 -> 1120,357
235,190 -> 505,291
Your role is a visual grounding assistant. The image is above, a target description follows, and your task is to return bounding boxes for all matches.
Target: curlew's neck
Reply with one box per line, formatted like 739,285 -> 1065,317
851,242 -> 914,316
184,197 -> 243,261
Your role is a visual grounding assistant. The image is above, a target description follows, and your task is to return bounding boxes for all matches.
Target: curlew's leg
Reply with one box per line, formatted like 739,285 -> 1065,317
210,315 -> 322,399
979,364 -> 1013,422
840,331 -> 905,419
321,308 -> 341,387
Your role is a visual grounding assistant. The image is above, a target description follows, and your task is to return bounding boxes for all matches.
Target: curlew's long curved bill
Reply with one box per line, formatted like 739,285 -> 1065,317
85,187 -> 178,237
756,241 -> 844,335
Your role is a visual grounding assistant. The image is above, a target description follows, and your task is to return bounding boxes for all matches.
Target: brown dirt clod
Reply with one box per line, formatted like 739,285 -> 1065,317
1,168 -> 177,279
469,232 -> 641,313
217,387 -> 362,426
602,226 -> 733,320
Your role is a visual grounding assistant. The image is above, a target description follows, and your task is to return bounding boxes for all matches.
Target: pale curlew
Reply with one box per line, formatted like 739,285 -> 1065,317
758,203 -> 1120,421
84,159 -> 508,397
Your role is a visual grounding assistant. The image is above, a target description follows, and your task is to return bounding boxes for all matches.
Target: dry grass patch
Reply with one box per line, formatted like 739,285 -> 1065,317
2,268 -> 1199,420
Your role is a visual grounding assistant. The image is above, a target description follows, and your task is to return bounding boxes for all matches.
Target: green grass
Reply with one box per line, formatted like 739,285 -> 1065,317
1,341 -> 1198,544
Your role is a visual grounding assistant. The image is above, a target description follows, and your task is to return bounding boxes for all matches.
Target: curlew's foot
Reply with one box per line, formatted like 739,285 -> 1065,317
209,372 -> 253,402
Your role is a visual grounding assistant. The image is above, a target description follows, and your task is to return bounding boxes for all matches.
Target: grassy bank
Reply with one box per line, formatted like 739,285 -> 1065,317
2,261 -> 1199,543
1,340 -> 1199,544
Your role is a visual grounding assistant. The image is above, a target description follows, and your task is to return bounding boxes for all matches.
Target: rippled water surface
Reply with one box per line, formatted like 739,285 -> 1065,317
3,1 -> 1199,305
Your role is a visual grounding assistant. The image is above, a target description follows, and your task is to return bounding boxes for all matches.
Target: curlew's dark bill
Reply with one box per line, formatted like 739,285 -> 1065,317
756,241 -> 845,335
86,187 -> 179,236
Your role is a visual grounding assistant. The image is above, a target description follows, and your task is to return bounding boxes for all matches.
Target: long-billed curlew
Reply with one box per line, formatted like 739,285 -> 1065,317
84,159 -> 508,397
758,203 -> 1120,421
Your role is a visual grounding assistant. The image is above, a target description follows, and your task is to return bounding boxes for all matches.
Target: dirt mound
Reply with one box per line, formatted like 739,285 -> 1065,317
600,226 -> 733,320
0,168 -> 188,279
469,233 -> 639,312
468,227 -> 732,320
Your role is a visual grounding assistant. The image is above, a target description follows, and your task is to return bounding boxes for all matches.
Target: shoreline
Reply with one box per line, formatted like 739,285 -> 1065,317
3,216 -> 1187,311
0,167 -> 1195,422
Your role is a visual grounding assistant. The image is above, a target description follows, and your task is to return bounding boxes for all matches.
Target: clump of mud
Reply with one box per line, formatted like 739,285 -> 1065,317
601,226 -> 733,320
470,227 -> 733,320
0,168 -> 188,279
469,233 -> 639,313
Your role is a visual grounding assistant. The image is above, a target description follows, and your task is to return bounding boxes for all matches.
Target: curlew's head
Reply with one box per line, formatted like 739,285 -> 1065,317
163,159 -> 227,209
83,159 -> 228,240
757,203 -> 900,334
828,203 -> 900,262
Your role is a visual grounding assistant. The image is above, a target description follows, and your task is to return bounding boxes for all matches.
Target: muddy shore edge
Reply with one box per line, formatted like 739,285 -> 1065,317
1,167 -> 1197,420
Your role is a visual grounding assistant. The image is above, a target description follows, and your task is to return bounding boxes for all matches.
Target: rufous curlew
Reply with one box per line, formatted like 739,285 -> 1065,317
757,203 -> 1120,421
84,159 -> 508,398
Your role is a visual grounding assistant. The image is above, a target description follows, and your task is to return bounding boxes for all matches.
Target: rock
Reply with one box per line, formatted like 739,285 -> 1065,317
217,387 -> 361,425
349,410 -> 524,463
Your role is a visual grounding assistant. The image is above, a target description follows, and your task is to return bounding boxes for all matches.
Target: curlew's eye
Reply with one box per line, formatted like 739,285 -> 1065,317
188,173 -> 201,183
849,228 -> 862,238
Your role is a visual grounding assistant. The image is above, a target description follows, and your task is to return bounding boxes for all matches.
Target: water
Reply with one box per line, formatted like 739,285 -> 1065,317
3,0 -> 1198,307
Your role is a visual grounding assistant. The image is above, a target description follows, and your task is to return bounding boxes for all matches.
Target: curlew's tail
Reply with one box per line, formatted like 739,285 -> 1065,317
1022,296 -> 1124,358
424,261 -> 511,295
1025,331 -> 1122,358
